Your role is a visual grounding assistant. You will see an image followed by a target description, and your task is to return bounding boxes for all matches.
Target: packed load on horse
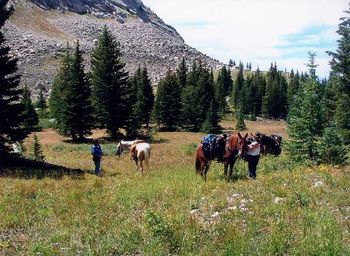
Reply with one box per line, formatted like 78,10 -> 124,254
200,134 -> 227,162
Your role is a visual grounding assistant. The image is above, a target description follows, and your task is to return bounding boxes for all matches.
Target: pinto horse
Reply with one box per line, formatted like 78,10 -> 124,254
129,142 -> 151,173
195,133 -> 248,181
116,140 -> 144,156
254,133 -> 282,156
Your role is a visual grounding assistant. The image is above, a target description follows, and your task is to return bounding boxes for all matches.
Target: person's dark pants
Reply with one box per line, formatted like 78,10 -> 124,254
94,157 -> 101,176
246,155 -> 260,179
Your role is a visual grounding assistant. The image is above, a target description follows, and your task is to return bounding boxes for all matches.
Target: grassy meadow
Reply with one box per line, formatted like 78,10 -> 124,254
0,120 -> 349,255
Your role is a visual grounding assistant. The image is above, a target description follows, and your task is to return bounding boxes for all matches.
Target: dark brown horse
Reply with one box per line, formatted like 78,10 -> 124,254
195,133 -> 249,181
253,133 -> 282,156
223,133 -> 249,178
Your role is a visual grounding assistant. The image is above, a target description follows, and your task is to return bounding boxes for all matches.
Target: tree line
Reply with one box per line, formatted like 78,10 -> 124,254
0,0 -> 348,166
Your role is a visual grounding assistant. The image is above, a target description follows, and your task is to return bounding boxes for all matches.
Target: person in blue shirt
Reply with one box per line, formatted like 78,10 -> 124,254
91,140 -> 103,176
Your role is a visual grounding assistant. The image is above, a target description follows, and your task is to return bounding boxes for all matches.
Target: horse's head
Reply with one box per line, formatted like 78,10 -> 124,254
116,142 -> 122,156
116,140 -> 128,156
269,135 -> 282,156
238,132 -> 249,158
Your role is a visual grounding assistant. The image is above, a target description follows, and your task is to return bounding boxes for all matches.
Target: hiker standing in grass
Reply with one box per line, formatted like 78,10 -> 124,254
246,138 -> 261,179
91,140 -> 103,176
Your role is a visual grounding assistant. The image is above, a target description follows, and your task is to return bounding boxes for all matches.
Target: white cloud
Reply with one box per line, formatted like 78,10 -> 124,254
143,0 -> 349,77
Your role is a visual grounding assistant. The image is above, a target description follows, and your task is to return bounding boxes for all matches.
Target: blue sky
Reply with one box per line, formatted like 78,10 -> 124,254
143,0 -> 349,78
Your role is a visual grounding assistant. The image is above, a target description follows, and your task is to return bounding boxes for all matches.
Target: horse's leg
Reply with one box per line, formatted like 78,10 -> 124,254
140,160 -> 144,174
134,159 -> 139,172
224,159 -> 228,177
229,157 -> 237,178
204,164 -> 209,182
145,151 -> 150,170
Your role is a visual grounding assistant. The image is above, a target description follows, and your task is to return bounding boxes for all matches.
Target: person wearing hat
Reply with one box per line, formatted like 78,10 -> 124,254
91,139 -> 103,176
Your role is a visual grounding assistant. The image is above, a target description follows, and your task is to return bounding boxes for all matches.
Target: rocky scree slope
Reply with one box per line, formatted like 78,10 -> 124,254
4,0 -> 222,96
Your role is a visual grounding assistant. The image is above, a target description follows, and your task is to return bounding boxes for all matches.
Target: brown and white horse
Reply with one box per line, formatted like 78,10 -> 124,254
195,133 -> 249,181
129,142 -> 151,173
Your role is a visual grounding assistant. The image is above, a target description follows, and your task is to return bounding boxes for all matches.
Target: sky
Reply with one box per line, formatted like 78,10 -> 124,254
142,0 -> 349,78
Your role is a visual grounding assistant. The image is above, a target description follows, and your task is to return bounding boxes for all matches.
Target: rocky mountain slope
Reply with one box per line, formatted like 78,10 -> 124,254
3,0 -> 222,96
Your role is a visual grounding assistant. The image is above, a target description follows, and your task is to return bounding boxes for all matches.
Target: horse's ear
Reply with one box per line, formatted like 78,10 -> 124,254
238,132 -> 242,139
244,133 -> 248,139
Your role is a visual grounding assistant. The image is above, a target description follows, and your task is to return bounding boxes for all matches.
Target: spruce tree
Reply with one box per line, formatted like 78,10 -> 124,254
327,6 -> 350,143
129,67 -> 154,136
317,125 -> 347,165
215,69 -> 227,116
228,59 -> 234,68
67,41 -> 94,140
0,0 -> 28,157
305,51 -> 319,81
49,46 -> 72,136
181,82 -> 202,131
231,62 -> 244,108
201,100 -> 222,133
197,68 -> 216,127
91,26 -> 130,139
22,84 -> 39,132
153,70 -> 181,131
129,67 -> 142,136
35,89 -> 47,118
235,109 -> 247,131
287,69 -> 301,109
32,133 -> 45,162
49,42 -> 93,141
176,57 -> 187,89
286,78 -> 323,162
35,89 -> 46,109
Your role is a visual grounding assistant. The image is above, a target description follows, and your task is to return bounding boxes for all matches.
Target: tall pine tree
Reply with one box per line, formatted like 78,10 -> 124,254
129,67 -> 154,136
327,6 -> 350,143
153,70 -> 181,131
287,53 -> 323,162
21,84 -> 39,132
35,88 -> 47,118
231,62 -> 244,109
0,0 -> 27,158
176,57 -> 187,89
49,42 -> 93,141
91,26 -> 130,139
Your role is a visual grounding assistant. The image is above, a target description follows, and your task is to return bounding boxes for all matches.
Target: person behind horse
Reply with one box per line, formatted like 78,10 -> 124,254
91,139 -> 103,176
246,136 -> 261,179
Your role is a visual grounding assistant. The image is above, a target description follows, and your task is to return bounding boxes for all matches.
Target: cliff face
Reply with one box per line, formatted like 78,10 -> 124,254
28,0 -> 180,36
4,0 -> 222,96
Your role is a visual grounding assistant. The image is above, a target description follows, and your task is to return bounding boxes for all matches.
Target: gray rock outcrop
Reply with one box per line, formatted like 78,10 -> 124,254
4,0 -> 223,96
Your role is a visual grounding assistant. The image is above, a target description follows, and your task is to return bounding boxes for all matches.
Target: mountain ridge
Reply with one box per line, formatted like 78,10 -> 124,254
4,0 -> 223,96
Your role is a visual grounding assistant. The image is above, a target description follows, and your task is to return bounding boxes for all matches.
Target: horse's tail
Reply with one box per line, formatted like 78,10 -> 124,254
145,148 -> 150,168
195,158 -> 201,174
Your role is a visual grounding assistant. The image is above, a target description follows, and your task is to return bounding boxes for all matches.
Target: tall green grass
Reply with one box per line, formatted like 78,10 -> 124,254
0,141 -> 349,255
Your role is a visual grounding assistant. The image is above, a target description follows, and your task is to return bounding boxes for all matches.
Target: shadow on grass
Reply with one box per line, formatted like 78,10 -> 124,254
0,155 -> 86,180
